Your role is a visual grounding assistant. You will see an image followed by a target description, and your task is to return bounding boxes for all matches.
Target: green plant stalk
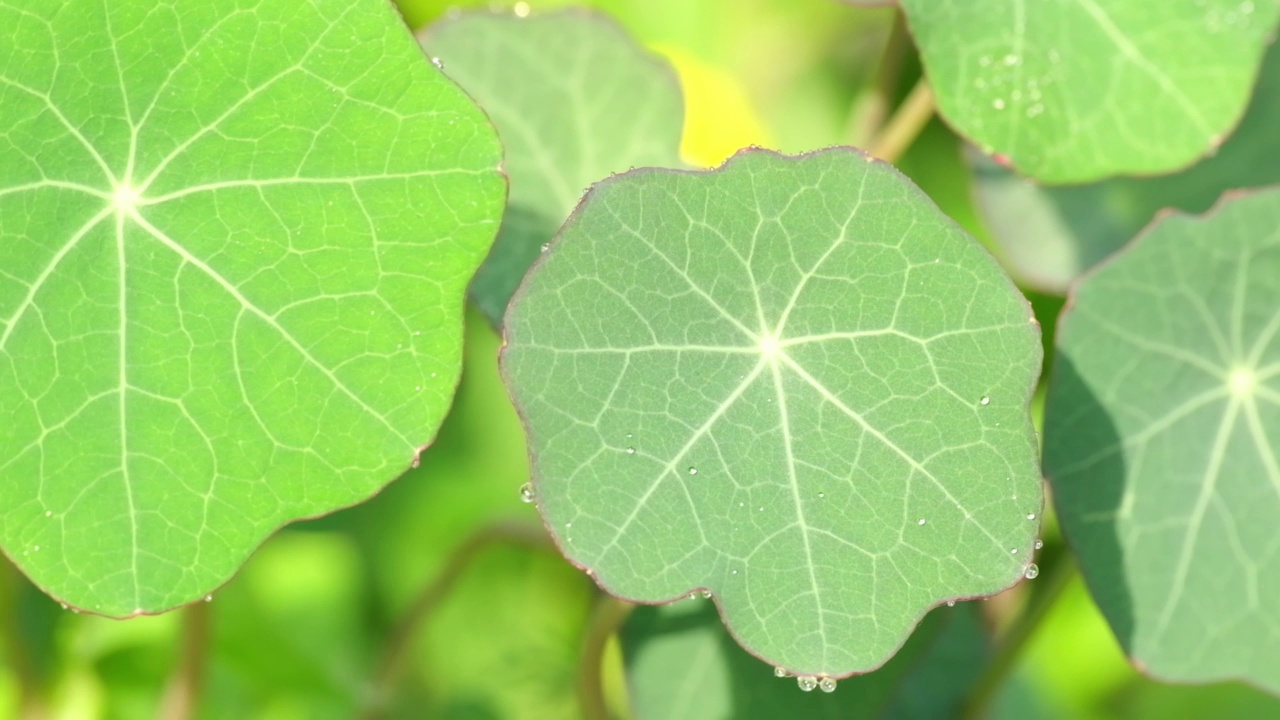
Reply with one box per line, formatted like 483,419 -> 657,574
960,555 -> 1077,720
579,596 -> 634,720
0,560 -> 45,720
868,77 -> 935,164
361,520 -> 555,719
156,600 -> 211,720
847,9 -> 912,146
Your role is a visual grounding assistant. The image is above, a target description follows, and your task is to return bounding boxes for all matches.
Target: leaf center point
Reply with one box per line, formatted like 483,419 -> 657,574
111,181 -> 142,215
1228,367 -> 1257,398
757,332 -> 784,361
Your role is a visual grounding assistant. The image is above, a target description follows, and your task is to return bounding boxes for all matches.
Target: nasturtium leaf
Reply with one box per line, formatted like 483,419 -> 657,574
419,9 -> 684,326
1045,189 -> 1280,693
0,0 -> 504,615
622,600 -> 988,719
502,148 -> 1043,676
973,43 -> 1280,294
897,0 -> 1279,182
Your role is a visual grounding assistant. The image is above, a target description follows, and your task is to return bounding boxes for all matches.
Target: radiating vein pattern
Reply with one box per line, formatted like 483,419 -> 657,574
502,149 -> 1043,675
899,0 -> 1279,181
0,0 -> 504,614
1046,189 -> 1280,693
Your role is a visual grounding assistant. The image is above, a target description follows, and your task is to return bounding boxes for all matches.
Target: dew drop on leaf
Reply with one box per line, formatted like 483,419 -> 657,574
1034,539 -> 1044,550
917,518 -> 926,525
1027,512 -> 1036,520
774,666 -> 789,678
947,600 -> 956,607
687,467 -> 698,476
701,590 -> 712,599
1011,548 -> 1018,554
519,482 -> 536,503
1025,564 -> 1040,580
819,677 -> 837,693
797,676 -> 818,692
980,396 -> 991,405
625,447 -> 636,455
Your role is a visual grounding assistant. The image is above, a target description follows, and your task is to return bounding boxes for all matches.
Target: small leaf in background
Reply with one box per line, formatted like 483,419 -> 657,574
0,0 -> 503,615
622,600 -> 988,719
897,0 -> 1278,182
1045,189 -> 1280,693
973,43 -> 1280,294
420,9 -> 685,326
502,147 -> 1043,676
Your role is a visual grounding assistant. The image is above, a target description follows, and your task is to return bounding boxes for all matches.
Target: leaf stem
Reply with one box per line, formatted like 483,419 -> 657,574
156,600 -> 210,720
579,595 -> 633,720
960,556 -> 1077,720
361,520 -> 555,719
0,560 -> 46,720
867,77 -> 935,164
848,9 -> 912,146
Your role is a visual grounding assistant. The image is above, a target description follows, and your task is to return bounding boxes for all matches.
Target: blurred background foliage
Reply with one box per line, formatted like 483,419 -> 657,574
1,1 -> 1276,718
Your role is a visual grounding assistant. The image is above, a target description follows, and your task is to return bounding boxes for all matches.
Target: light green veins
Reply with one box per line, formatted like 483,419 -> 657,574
0,0 -> 504,615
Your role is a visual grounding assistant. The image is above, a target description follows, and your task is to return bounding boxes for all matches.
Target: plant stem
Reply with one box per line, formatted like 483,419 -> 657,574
867,78 -> 935,164
361,520 -> 554,719
0,560 -> 45,720
960,557 -> 1077,720
848,9 -> 912,146
156,600 -> 210,720
578,595 -> 633,720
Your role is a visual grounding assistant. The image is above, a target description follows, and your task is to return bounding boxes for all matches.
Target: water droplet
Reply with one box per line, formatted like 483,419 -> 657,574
701,590 -> 712,599
688,467 -> 698,476
431,57 -> 444,69
917,518 -> 926,526
775,666 -> 789,677
44,511 -> 52,518
540,242 -> 550,253
513,1 -> 531,16
731,569 -> 739,575
1024,564 -> 1040,580
946,600 -> 956,607
204,595 -> 213,602
625,447 -> 636,455
1034,539 -> 1044,550
1011,548 -> 1018,554
819,677 -> 837,693
519,483 -> 535,503
625,433 -> 633,439
59,602 -> 68,610
1027,513 -> 1036,520
797,676 -> 818,692
991,99 -> 1006,110
818,491 -> 826,499
980,396 -> 991,405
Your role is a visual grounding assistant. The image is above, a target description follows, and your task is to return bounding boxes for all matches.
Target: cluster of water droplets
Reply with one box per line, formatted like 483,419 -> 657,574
774,667 -> 837,693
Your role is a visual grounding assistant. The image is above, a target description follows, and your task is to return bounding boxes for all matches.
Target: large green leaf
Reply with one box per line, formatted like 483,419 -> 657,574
1045,189 -> 1280,693
898,0 -> 1278,182
502,148 -> 1043,677
622,600 -> 988,719
0,0 -> 504,615
420,9 -> 684,326
973,43 -> 1280,294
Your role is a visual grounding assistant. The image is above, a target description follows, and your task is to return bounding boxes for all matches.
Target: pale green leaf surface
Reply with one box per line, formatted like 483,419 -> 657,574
0,0 -> 504,615
502,148 -> 1043,675
622,600 -> 988,719
420,9 -> 684,326
898,0 -> 1278,182
1045,190 -> 1280,693
973,43 -> 1280,294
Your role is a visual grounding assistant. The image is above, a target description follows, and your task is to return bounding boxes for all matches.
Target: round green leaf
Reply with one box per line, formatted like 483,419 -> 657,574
502,148 -> 1043,676
420,9 -> 684,327
973,43 -> 1280,294
1045,189 -> 1280,693
0,0 -> 504,615
899,0 -> 1278,182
